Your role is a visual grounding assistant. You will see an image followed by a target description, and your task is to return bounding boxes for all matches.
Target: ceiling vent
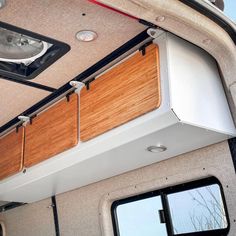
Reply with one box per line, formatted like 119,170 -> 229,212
0,22 -> 70,80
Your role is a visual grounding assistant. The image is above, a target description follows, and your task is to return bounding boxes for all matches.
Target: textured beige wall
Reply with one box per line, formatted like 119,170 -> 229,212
0,198 -> 55,236
0,141 -> 236,236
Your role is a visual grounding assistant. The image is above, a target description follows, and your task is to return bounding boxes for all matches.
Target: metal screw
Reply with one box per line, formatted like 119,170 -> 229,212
202,39 -> 211,45
47,204 -> 55,209
156,16 -> 165,22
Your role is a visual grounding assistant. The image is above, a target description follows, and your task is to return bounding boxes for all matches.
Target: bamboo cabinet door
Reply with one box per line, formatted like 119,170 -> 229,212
80,44 -> 161,141
0,127 -> 24,180
24,94 -> 78,168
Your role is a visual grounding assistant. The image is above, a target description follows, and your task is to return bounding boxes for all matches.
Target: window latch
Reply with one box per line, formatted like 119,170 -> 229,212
158,209 -> 166,224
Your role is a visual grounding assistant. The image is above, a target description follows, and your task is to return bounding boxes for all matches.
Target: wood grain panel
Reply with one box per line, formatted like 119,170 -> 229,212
0,128 -> 24,180
24,94 -> 78,168
80,44 -> 161,141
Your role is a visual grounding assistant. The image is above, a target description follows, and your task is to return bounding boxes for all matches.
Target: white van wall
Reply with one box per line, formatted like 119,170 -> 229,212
0,141 -> 235,236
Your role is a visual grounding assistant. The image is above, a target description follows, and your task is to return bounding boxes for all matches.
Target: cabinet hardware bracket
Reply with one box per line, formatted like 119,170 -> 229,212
16,125 -> 20,133
69,81 -> 85,94
139,41 -> 152,56
85,78 -> 95,90
18,115 -> 30,127
66,92 -> 74,102
147,28 -> 164,39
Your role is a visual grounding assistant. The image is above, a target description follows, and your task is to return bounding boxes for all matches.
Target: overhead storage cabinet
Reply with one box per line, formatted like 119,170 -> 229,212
24,94 -> 78,167
0,32 -> 235,203
0,128 -> 24,180
80,44 -> 161,141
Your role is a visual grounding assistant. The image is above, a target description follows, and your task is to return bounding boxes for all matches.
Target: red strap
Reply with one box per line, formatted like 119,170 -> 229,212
88,0 -> 138,20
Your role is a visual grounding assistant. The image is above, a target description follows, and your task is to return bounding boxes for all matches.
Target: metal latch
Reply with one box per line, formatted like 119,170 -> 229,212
69,81 -> 85,93
158,209 -> 166,224
18,115 -> 30,127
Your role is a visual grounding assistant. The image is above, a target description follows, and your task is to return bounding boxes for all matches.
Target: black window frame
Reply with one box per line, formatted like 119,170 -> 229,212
0,21 -> 70,80
111,177 -> 230,236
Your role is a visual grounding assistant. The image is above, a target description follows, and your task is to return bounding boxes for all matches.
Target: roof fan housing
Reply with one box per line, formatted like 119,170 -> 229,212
0,22 -> 70,80
0,28 -> 49,65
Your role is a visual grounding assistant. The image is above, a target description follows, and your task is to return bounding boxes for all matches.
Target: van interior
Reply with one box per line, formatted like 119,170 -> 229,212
0,0 -> 235,235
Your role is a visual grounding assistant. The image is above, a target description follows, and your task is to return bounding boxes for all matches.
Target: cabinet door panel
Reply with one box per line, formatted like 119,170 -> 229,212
0,128 -> 24,180
24,94 -> 78,167
80,44 -> 161,141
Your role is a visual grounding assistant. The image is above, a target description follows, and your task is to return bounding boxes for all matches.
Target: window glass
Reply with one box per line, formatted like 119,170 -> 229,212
167,184 -> 228,234
112,178 -> 229,236
115,196 -> 168,236
224,0 -> 236,21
